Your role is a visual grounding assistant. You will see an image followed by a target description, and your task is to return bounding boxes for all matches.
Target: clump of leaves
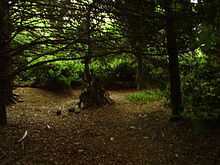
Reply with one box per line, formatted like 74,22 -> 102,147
127,89 -> 163,103
113,62 -> 136,81
18,61 -> 84,89
182,52 -> 220,120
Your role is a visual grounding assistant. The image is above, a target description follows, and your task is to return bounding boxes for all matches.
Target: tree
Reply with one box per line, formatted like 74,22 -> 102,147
0,0 -> 84,125
114,0 -> 162,89
164,0 -> 183,117
113,0 -> 184,116
0,0 -> 11,125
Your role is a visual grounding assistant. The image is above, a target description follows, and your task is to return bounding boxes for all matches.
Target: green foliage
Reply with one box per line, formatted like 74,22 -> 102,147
127,89 -> 163,103
9,0 -> 219,111
47,67 -> 72,89
20,61 -> 84,89
113,62 -> 136,81
148,65 -> 168,85
182,52 -> 220,120
91,60 -> 136,83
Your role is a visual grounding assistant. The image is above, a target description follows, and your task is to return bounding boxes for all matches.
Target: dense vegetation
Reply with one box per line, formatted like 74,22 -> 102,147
0,0 -> 219,126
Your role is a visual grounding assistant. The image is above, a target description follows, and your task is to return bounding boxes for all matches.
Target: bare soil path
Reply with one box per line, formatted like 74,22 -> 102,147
0,87 -> 220,165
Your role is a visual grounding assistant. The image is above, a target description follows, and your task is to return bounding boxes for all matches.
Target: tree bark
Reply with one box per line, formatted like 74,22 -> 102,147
165,0 -> 184,117
136,54 -> 144,90
83,5 -> 92,84
0,0 -> 11,125
84,57 -> 91,83
0,104 -> 7,125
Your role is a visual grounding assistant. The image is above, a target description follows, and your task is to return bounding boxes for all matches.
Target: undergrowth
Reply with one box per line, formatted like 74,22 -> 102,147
127,89 -> 163,103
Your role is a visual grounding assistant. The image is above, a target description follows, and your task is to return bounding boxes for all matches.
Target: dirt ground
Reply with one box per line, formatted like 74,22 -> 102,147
0,87 -> 220,165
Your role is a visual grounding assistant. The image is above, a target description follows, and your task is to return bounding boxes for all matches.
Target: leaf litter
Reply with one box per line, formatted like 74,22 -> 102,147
0,87 -> 220,165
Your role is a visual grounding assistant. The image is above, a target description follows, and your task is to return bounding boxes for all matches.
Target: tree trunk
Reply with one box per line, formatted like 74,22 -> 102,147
84,5 -> 92,84
136,54 -> 144,90
0,104 -> 7,125
0,0 -> 11,125
84,57 -> 91,83
165,0 -> 184,117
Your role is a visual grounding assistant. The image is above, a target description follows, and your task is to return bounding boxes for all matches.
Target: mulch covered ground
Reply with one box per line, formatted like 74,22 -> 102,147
0,87 -> 220,165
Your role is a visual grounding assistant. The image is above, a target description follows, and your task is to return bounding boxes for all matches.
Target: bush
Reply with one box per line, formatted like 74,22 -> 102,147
182,61 -> 220,120
47,67 -> 73,89
19,62 -> 83,89
113,62 -> 136,81
91,61 -> 137,88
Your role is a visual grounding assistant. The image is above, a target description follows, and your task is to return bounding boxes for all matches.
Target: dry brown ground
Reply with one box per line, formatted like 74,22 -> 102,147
0,87 -> 220,165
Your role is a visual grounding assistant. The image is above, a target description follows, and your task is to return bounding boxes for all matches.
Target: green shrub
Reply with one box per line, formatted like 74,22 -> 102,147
47,67 -> 74,89
127,89 -> 163,103
182,59 -> 220,120
19,62 -> 83,89
113,62 -> 136,81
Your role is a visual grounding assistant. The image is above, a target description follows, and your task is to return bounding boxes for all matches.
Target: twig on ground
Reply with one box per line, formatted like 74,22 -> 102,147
17,130 -> 28,143
17,130 -> 28,150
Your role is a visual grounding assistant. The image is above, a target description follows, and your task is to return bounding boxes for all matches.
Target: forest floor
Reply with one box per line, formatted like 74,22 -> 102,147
0,87 -> 220,165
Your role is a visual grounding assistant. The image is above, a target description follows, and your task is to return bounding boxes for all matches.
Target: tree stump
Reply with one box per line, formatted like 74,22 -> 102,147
77,77 -> 113,109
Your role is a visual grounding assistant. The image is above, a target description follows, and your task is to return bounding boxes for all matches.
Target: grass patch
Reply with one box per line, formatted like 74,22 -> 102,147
127,89 -> 163,103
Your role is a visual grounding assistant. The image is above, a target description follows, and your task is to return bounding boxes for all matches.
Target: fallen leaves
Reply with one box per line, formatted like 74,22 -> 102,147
0,87 -> 220,165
